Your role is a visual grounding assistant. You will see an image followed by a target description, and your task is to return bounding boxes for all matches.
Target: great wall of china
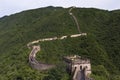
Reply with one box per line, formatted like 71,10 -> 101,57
27,33 -> 87,70
27,7 -> 93,80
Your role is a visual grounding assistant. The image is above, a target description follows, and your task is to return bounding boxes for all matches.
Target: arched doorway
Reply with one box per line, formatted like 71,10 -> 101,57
80,66 -> 82,70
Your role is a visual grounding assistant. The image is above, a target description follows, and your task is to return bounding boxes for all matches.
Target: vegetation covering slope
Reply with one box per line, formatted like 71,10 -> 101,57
0,6 -> 120,80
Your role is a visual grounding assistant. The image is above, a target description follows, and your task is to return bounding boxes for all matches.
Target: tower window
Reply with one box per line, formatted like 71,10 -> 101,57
80,66 -> 82,70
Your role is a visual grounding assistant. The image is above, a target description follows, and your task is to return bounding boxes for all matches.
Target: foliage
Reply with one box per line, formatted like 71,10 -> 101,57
0,6 -> 120,80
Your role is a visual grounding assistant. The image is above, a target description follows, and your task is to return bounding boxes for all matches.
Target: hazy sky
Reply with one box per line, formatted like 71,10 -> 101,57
0,0 -> 120,17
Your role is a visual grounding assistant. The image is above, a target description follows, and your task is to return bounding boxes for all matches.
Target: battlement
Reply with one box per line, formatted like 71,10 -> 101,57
64,55 -> 92,80
64,55 -> 90,64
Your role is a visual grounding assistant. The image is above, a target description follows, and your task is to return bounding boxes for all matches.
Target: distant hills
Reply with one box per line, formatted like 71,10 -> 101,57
0,6 -> 120,80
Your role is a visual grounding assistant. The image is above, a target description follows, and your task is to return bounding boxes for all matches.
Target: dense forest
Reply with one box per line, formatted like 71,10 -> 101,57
0,6 -> 120,80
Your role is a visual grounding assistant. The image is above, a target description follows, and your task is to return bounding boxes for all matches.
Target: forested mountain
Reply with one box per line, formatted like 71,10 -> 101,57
0,6 -> 120,80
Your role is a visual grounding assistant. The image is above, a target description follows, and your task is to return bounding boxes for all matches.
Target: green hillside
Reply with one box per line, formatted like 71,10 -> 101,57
0,6 -> 120,80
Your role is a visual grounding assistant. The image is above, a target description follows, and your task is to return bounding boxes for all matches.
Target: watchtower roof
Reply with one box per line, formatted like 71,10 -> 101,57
64,55 -> 90,64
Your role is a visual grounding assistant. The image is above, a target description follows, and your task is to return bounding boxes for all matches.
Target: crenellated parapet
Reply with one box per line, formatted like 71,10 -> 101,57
64,55 -> 93,80
28,45 -> 55,70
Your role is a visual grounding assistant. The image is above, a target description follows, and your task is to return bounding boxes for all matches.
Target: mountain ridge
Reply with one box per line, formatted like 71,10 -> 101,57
0,6 -> 120,80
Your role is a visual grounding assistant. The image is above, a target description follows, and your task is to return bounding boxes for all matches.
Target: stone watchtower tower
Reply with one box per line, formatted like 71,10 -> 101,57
64,55 -> 92,80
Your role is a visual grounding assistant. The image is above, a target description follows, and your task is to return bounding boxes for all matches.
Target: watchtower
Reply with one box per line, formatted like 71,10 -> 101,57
64,55 -> 91,80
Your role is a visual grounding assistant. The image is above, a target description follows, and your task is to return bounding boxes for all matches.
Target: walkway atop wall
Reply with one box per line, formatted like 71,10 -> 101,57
27,33 -> 87,70
27,7 -> 88,72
